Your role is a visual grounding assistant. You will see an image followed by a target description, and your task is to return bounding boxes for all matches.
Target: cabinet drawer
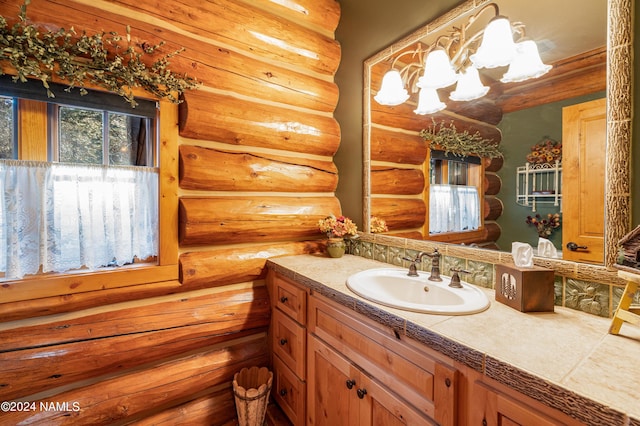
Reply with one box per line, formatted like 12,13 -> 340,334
273,274 -> 307,325
273,308 -> 306,379
309,294 -> 457,426
273,354 -> 306,426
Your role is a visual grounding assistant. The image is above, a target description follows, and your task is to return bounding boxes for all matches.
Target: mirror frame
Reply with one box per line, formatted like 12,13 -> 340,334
362,0 -> 632,284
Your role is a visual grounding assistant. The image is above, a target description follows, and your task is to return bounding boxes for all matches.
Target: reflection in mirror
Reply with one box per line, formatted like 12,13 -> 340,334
363,0 -> 632,269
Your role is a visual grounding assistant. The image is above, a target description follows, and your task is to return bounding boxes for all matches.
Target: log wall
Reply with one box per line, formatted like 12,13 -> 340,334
369,57 -> 504,245
0,0 -> 341,423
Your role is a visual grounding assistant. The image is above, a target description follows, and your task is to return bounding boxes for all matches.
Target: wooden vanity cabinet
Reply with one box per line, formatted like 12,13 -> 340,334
268,270 -> 585,426
269,272 -> 308,425
307,293 -> 457,426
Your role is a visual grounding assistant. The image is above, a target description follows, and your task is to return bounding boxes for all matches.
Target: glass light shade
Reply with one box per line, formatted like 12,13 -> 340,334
413,87 -> 446,115
501,40 -> 552,83
374,70 -> 410,105
470,16 -> 516,69
449,66 -> 489,101
416,49 -> 458,89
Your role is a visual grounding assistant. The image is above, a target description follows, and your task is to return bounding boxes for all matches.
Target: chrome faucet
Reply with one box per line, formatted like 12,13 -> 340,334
403,249 -> 442,281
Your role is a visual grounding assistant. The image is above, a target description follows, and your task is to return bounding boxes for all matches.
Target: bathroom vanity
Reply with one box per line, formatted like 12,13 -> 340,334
266,254 -> 640,426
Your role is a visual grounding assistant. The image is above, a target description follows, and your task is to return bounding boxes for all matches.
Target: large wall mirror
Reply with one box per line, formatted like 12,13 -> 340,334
363,0 -> 632,274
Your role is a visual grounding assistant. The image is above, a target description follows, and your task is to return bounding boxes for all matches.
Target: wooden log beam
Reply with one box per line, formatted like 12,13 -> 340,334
0,285 -> 268,352
371,102 -> 502,143
0,287 -> 268,399
1,334 -> 269,425
168,47 -> 339,113
484,173 -> 502,196
370,198 -> 426,230
106,0 -> 341,75
179,241 -> 326,288
0,280 -> 183,324
370,127 -> 427,165
179,196 -> 341,246
38,0 -> 340,77
179,145 -> 338,192
128,386 -> 237,425
484,196 -> 504,221
243,0 -> 341,34
179,91 -> 340,156
371,167 -> 425,195
497,47 -> 606,114
483,156 -> 504,173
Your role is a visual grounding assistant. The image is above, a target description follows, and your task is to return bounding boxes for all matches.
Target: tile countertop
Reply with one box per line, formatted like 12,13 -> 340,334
266,254 -> 640,426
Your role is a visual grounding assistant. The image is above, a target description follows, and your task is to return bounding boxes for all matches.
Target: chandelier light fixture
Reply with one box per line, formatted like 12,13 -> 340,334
374,3 -> 552,115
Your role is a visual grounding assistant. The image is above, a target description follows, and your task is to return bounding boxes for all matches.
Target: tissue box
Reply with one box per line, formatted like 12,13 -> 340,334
495,264 -> 555,312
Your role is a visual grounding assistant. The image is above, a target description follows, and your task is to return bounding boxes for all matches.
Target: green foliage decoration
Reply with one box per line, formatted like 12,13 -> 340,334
419,119 -> 502,159
0,0 -> 199,107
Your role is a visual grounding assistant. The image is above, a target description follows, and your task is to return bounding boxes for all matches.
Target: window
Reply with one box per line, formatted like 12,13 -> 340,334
428,151 -> 481,234
0,95 -> 15,159
0,78 -> 165,281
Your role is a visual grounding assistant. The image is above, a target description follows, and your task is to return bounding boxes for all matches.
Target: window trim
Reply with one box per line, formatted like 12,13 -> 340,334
0,100 -> 179,303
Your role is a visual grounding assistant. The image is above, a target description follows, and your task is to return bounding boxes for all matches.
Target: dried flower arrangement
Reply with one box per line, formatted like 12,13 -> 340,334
526,213 -> 561,238
419,119 -> 502,159
0,0 -> 199,107
526,137 -> 562,165
318,214 -> 358,239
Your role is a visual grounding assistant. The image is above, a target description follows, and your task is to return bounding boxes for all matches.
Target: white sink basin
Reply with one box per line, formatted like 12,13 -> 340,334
346,268 -> 490,315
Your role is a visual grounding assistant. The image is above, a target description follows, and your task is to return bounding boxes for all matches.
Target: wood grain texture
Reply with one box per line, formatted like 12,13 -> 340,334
107,0 -> 341,75
371,198 -> 427,231
371,166 -> 425,195
179,196 -> 340,245
1,307 -> 267,400
179,145 -> 338,192
0,286 -> 269,352
127,386 -> 238,425
244,0 -> 341,34
1,334 -> 268,425
370,127 -> 427,165
179,241 -> 326,288
179,90 -> 340,156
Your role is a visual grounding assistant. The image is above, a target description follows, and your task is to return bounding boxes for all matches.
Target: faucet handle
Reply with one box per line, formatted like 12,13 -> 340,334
449,268 -> 470,288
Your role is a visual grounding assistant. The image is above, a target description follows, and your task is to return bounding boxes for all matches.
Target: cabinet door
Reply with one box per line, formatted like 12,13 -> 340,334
308,335 -> 361,426
471,381 -> 574,426
562,97 -> 606,263
308,336 -> 435,426
358,374 -> 438,426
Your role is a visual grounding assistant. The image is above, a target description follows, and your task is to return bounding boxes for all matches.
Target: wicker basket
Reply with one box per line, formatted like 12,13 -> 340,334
233,366 -> 273,426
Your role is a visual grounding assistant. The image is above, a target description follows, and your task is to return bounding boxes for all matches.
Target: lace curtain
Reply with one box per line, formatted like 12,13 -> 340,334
429,184 -> 480,234
0,160 -> 158,279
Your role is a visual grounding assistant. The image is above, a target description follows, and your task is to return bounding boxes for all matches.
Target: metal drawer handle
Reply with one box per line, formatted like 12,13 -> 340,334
357,388 -> 367,399
279,338 -> 288,346
346,379 -> 356,389
280,388 -> 287,397
280,296 -> 288,303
